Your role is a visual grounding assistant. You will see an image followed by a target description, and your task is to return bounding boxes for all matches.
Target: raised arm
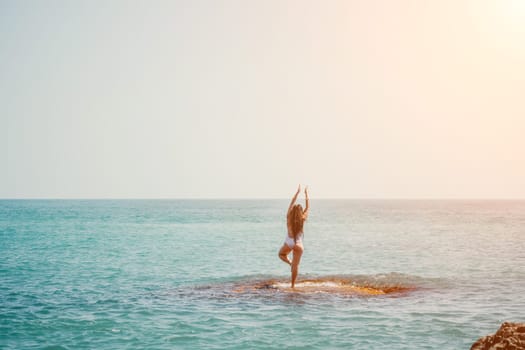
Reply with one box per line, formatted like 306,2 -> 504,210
287,185 -> 301,217
303,186 -> 309,219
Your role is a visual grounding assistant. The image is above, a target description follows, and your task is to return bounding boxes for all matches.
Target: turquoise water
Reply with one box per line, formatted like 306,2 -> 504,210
1,199 -> 524,349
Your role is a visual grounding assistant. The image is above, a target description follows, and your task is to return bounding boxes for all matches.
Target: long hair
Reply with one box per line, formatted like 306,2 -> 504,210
290,204 -> 305,242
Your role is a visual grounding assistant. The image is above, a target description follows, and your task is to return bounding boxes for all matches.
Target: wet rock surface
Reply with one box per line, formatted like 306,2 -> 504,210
471,322 -> 525,350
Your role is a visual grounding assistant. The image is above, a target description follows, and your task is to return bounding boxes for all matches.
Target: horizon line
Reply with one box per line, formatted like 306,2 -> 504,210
1,197 -> 525,201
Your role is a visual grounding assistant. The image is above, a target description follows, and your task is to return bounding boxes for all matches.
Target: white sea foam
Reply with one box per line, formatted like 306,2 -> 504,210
272,281 -> 341,289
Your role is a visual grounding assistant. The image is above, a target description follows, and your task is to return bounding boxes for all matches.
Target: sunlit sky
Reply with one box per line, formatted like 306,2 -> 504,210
2,0 -> 524,198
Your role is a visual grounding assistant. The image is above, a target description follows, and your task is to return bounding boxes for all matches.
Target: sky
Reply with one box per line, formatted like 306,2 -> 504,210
2,0 -> 524,199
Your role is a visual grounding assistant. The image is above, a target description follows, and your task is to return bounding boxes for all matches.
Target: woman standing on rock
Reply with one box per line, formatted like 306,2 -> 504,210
278,185 -> 309,288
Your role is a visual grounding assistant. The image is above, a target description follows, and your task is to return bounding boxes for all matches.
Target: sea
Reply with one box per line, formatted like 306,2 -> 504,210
1,199 -> 524,349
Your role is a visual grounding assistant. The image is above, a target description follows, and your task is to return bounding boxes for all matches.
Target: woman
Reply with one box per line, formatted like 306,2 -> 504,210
278,185 -> 309,288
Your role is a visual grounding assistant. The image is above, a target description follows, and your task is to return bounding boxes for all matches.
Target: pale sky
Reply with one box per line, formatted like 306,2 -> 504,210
2,0 -> 524,199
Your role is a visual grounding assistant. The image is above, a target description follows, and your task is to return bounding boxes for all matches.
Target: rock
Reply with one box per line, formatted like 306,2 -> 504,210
471,322 -> 525,350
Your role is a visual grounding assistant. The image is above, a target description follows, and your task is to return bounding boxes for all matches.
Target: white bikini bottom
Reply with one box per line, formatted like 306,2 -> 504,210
284,234 -> 303,249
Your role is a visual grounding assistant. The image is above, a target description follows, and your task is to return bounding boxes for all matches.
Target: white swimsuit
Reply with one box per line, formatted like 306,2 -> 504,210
285,233 -> 303,249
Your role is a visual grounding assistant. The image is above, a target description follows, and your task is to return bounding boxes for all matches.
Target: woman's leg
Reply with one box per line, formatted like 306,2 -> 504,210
291,244 -> 304,288
278,244 -> 292,265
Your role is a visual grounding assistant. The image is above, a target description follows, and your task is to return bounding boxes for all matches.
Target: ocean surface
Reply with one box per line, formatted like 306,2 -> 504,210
1,199 -> 524,349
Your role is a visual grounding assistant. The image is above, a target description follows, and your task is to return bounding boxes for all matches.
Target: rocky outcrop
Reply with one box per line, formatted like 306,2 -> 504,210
471,322 -> 525,350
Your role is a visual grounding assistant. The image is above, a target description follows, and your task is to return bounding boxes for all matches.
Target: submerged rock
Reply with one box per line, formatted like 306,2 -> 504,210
471,322 -> 525,350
